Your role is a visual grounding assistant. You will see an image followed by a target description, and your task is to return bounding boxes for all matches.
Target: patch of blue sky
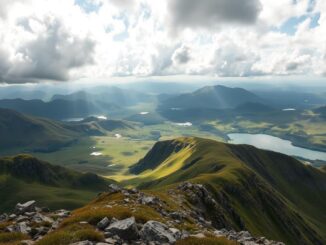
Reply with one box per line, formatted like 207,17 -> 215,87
274,12 -> 320,36
75,0 -> 101,13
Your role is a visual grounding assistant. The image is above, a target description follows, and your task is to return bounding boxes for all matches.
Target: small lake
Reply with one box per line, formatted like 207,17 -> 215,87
228,133 -> 326,161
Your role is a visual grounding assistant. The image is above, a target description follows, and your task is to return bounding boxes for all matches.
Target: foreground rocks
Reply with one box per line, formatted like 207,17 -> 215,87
0,200 -> 70,243
0,183 -> 286,245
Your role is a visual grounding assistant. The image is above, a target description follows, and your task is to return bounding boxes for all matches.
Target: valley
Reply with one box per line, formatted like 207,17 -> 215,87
0,83 -> 325,245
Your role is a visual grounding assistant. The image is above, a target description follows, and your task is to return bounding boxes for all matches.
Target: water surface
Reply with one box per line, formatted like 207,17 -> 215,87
228,133 -> 326,161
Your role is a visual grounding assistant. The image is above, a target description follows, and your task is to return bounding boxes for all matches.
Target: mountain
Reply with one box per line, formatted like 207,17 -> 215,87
51,87 -> 155,107
159,85 -> 263,110
0,108 -> 80,152
79,116 -> 134,131
0,98 -> 118,120
129,137 -> 326,245
0,154 -> 113,212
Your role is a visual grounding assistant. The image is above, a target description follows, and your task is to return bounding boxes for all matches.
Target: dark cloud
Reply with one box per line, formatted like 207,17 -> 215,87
1,18 -> 95,83
286,62 -> 299,71
172,46 -> 191,64
168,0 -> 261,33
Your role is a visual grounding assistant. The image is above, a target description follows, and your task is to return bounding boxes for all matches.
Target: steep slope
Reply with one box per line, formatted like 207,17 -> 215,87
129,137 -> 326,245
159,85 -> 263,110
0,108 -> 80,152
0,155 -> 114,212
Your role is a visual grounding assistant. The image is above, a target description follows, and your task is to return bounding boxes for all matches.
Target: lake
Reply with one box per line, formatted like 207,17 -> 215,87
228,133 -> 326,161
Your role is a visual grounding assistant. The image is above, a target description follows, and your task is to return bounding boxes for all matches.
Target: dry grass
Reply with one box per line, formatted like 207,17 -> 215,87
35,223 -> 104,245
0,232 -> 29,243
176,236 -> 238,245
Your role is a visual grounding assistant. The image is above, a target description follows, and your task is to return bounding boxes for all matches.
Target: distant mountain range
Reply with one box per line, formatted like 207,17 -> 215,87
51,86 -> 155,107
0,98 -> 118,120
157,85 -> 272,121
159,85 -> 264,110
130,137 -> 326,245
0,154 -> 113,212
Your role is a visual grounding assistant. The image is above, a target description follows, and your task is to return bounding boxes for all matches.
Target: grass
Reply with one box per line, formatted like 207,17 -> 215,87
125,137 -> 326,245
176,236 -> 238,245
0,232 -> 29,243
35,223 -> 104,245
61,193 -> 165,227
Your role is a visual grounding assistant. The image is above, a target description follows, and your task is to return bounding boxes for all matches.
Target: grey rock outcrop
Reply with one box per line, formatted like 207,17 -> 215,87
140,220 -> 178,243
105,217 -> 139,240
15,200 -> 36,214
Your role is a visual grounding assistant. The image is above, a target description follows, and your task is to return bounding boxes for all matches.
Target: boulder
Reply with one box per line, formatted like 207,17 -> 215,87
33,213 -> 54,224
105,217 -> 139,240
140,220 -> 177,243
97,217 -> 110,230
15,222 -> 31,234
70,241 -> 93,245
15,200 -> 36,214
0,213 -> 8,221
138,195 -> 160,205
107,184 -> 121,194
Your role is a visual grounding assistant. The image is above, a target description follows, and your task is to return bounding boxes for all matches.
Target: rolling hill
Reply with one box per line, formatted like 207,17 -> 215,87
0,154 -> 114,212
129,137 -> 326,245
0,108 -> 80,152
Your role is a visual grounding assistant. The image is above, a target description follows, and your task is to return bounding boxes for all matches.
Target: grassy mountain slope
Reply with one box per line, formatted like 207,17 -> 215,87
0,155 -> 113,212
129,137 -> 326,245
0,108 -> 79,151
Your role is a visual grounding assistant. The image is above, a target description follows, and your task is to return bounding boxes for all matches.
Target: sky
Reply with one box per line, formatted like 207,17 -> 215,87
0,0 -> 325,84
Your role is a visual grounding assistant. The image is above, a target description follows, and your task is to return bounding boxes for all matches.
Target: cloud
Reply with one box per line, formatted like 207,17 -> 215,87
2,18 -> 95,83
168,0 -> 262,33
172,45 -> 191,64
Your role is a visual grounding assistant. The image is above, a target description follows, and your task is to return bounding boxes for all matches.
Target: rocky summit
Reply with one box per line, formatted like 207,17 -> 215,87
0,184 -> 285,245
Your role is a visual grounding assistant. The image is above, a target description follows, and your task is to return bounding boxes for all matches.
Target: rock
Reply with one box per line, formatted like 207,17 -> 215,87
15,200 -> 36,214
97,217 -> 110,230
55,209 -> 70,218
138,195 -> 160,205
0,213 -> 8,221
169,228 -> 182,239
191,233 -> 206,239
70,241 -> 93,245
33,213 -> 54,223
20,240 -> 35,245
169,211 -> 185,220
9,214 -> 17,220
140,220 -> 177,243
105,217 -> 139,240
104,238 -> 117,244
15,222 -> 31,234
108,184 -> 122,194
